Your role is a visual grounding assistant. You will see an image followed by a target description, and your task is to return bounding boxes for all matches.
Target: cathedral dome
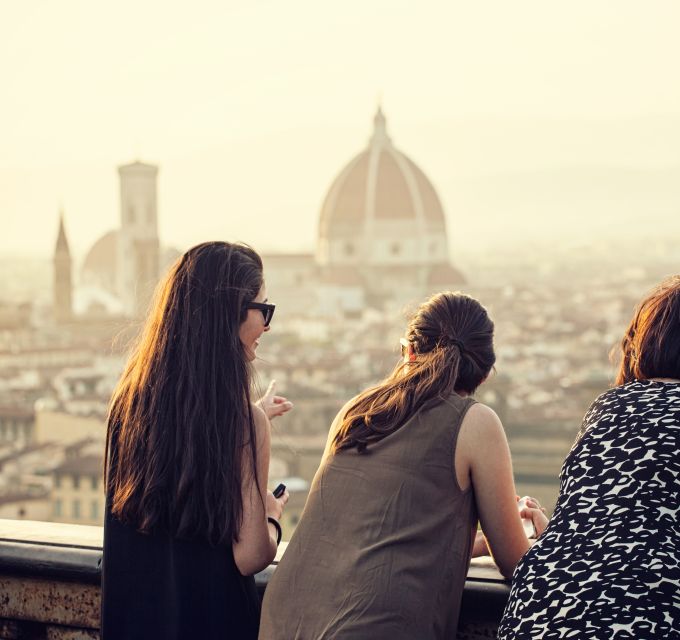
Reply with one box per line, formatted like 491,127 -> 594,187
81,230 -> 118,293
317,108 -> 449,268
81,230 -> 180,295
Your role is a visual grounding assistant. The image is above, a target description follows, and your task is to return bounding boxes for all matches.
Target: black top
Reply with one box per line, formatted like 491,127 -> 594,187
498,380 -> 680,639
101,428 -> 260,639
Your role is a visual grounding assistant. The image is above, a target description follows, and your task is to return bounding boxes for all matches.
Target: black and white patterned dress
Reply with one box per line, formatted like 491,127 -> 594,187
498,380 -> 680,640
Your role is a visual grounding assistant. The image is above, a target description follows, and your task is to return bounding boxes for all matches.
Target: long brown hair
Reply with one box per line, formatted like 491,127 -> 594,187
614,275 -> 680,386
106,241 -> 264,545
333,291 -> 495,453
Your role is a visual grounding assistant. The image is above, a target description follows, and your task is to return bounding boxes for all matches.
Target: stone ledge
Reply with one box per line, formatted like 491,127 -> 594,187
0,519 -> 509,639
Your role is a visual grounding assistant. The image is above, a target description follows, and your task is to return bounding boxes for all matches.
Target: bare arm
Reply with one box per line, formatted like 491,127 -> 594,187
456,403 -> 532,578
232,404 -> 286,576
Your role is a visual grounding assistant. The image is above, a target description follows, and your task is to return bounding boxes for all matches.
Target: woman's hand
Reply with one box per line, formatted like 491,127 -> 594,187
256,380 -> 293,420
266,488 -> 289,521
518,496 -> 549,538
472,530 -> 490,557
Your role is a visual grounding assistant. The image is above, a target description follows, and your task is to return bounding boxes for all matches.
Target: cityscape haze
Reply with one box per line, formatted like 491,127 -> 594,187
2,1 -> 680,258
0,1 -> 679,535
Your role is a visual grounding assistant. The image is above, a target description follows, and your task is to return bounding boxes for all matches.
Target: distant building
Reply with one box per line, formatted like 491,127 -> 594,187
0,406 -> 35,447
50,449 -> 104,526
116,162 -> 160,316
318,107 -> 464,304
53,210 -> 72,324
0,345 -> 94,373
33,409 -> 105,446
75,160 -> 174,318
0,491 -> 51,521
265,108 -> 465,315
0,302 -> 32,331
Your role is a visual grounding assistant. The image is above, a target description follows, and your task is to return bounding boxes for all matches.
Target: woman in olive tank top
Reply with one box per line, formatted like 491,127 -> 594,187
260,292 -> 548,639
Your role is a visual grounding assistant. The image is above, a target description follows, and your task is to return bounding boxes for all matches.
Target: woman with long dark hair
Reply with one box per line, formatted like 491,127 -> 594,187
260,291 -> 547,639
101,241 -> 289,640
498,276 -> 680,639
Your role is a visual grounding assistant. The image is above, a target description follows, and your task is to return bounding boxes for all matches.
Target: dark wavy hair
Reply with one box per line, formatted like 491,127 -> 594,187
614,275 -> 680,385
106,241 -> 263,545
333,291 -> 496,453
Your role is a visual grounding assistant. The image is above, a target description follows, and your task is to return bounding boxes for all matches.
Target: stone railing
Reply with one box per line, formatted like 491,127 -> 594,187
0,519 -> 508,639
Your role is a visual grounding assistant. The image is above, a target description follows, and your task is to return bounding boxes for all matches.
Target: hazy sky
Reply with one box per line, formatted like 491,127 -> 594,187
2,1 -> 679,260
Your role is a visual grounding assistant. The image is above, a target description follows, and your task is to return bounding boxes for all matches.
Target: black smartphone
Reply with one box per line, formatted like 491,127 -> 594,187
273,483 -> 286,498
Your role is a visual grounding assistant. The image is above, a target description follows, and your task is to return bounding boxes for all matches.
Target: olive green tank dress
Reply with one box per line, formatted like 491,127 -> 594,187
260,393 -> 477,639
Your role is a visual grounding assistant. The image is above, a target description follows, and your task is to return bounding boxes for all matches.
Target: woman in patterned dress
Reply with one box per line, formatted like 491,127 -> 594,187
498,276 -> 680,639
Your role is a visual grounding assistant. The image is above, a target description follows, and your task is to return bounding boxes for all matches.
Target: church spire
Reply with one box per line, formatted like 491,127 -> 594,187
55,208 -> 70,255
53,208 -> 73,323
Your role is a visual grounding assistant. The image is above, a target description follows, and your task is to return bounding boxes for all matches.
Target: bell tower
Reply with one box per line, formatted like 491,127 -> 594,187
116,161 -> 160,317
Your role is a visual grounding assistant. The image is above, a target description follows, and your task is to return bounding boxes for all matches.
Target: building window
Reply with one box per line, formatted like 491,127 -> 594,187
91,500 -> 99,521
91,476 -> 98,490
72,474 -> 80,489
128,206 -> 135,224
72,499 -> 81,519
54,475 -> 61,488
54,500 -> 62,518
390,242 -> 401,256
344,242 -> 354,256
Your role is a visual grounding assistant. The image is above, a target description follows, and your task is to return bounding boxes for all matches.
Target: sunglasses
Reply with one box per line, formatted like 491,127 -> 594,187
400,337 -> 416,362
245,302 -> 276,327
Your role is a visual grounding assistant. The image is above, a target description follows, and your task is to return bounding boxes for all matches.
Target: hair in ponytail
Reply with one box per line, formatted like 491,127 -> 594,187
333,291 -> 496,454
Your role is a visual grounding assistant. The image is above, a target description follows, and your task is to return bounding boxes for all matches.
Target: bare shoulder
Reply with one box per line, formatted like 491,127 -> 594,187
460,402 -> 506,444
464,402 -> 502,427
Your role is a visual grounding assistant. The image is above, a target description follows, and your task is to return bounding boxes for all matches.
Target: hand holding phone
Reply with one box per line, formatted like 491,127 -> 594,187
273,483 -> 286,499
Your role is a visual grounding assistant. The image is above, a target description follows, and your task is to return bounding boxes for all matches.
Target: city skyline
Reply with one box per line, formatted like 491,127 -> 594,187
2,1 -> 680,259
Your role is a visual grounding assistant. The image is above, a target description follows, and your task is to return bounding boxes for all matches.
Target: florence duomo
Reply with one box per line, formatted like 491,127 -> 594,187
52,108 -> 466,323
264,107 -> 465,315
313,107 -> 464,306
3,2 -> 680,636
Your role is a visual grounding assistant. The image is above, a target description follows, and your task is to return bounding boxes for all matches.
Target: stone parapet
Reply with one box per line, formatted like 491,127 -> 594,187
0,520 -> 508,639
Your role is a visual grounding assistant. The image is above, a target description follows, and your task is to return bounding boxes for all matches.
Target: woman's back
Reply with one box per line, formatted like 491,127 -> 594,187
498,380 -> 680,639
101,511 -> 260,639
101,425 -> 261,640
260,393 -> 477,640
100,242 -> 286,639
